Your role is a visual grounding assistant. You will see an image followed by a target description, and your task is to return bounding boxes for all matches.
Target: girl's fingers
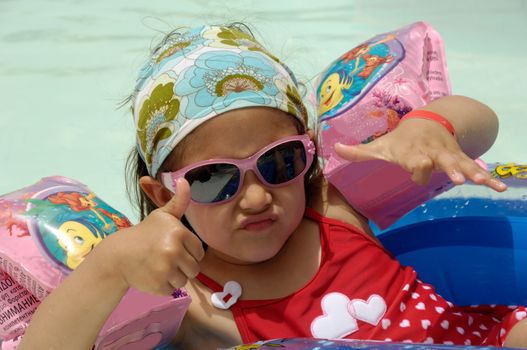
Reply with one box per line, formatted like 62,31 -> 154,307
457,156 -> 490,185
175,248 -> 202,279
459,165 -> 506,192
483,177 -> 508,192
183,232 -> 205,262
173,243 -> 200,278
168,267 -> 193,290
457,157 -> 508,192
435,151 -> 507,192
426,150 -> 464,185
407,155 -> 434,185
334,142 -> 386,162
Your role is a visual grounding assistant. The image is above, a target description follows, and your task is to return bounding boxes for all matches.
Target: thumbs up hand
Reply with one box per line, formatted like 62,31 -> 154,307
99,178 -> 205,295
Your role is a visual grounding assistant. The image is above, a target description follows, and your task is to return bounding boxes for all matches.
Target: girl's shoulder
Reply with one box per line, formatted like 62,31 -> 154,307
307,176 -> 376,239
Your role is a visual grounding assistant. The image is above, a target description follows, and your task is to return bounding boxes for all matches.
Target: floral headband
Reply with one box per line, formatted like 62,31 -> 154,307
133,25 -> 308,177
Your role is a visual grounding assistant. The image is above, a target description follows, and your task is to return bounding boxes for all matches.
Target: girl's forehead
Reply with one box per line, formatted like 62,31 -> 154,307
175,108 -> 300,165
198,107 -> 297,135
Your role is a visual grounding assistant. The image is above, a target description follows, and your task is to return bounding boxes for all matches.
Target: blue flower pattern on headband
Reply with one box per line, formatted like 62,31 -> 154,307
135,28 -> 208,92
174,50 -> 283,119
133,25 -> 308,176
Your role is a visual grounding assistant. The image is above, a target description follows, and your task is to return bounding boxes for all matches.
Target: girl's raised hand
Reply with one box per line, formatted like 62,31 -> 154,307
334,117 -> 507,192
103,178 -> 205,295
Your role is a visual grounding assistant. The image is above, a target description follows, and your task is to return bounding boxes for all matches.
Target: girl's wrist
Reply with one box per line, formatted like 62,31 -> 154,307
84,237 -> 131,294
400,109 -> 456,137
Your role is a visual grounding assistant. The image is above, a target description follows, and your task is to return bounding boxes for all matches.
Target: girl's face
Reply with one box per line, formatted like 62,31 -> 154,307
167,107 -> 307,265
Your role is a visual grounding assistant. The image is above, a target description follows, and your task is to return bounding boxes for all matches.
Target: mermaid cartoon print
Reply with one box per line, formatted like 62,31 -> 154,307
318,33 -> 399,118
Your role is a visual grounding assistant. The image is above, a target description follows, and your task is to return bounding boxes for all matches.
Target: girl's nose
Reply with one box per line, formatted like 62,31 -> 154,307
238,170 -> 272,211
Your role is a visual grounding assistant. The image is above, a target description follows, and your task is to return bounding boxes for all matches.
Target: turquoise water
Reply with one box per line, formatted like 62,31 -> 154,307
1,0 -> 526,221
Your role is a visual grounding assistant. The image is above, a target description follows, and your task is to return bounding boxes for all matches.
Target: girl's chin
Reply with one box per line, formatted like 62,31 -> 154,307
213,246 -> 283,265
231,253 -> 279,265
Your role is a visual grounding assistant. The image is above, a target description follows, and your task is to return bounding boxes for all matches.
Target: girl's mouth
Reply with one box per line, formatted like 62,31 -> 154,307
243,219 -> 275,231
240,213 -> 278,231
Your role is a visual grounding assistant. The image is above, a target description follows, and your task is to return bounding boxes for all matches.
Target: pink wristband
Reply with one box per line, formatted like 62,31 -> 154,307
400,110 -> 456,137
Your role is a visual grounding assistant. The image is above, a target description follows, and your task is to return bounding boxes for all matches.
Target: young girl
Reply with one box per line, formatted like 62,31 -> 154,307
20,24 -> 527,349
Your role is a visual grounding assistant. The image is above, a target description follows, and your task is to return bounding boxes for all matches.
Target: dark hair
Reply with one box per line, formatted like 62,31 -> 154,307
125,148 -> 155,221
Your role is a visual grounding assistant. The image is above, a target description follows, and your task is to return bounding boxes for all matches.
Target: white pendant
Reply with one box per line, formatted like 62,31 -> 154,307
211,281 -> 242,310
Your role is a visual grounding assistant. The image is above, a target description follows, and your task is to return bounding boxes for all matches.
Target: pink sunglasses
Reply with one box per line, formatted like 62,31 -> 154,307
161,134 -> 315,204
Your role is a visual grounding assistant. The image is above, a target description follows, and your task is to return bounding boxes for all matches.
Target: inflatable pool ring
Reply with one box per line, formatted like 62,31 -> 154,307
0,176 -> 191,349
314,21 -> 453,229
375,161 -> 527,307
225,337 -> 510,349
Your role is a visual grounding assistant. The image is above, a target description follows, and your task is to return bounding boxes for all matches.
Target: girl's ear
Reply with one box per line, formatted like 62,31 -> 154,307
139,176 -> 173,208
307,128 -> 316,141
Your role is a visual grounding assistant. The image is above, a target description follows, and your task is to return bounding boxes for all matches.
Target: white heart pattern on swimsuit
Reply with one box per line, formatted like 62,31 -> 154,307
211,281 -> 242,310
349,294 -> 387,325
310,293 -> 359,338
311,293 -> 387,338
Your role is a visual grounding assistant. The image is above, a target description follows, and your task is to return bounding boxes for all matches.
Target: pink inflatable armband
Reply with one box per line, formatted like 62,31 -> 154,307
0,176 -> 190,348
95,288 -> 190,349
0,176 -> 133,297
0,271 -> 39,344
316,22 -> 452,229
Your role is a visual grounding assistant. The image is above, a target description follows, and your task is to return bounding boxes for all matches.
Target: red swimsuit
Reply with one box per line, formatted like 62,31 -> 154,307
196,208 -> 526,346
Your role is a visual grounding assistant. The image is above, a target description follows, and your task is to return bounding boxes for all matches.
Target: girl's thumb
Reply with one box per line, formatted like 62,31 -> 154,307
334,142 -> 382,163
161,178 -> 191,219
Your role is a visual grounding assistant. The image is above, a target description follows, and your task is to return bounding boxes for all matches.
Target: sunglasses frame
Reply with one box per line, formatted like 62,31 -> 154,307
160,134 -> 316,205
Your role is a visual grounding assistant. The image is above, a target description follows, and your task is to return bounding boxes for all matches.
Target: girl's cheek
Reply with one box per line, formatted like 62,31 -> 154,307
186,204 -> 229,236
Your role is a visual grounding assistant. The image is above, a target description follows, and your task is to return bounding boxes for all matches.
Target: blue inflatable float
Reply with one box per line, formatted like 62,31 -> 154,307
375,162 -> 527,307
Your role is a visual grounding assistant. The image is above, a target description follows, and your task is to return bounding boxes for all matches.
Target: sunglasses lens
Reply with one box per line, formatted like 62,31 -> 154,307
185,163 -> 240,203
257,140 -> 307,185
178,138 -> 309,204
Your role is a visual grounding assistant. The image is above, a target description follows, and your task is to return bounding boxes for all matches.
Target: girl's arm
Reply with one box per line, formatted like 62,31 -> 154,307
19,242 -> 129,349
314,95 -> 506,240
19,179 -> 204,349
334,95 -> 506,190
417,95 -> 499,160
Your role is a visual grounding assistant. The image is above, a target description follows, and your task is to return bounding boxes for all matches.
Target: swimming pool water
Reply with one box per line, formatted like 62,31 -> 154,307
1,0 -> 526,220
